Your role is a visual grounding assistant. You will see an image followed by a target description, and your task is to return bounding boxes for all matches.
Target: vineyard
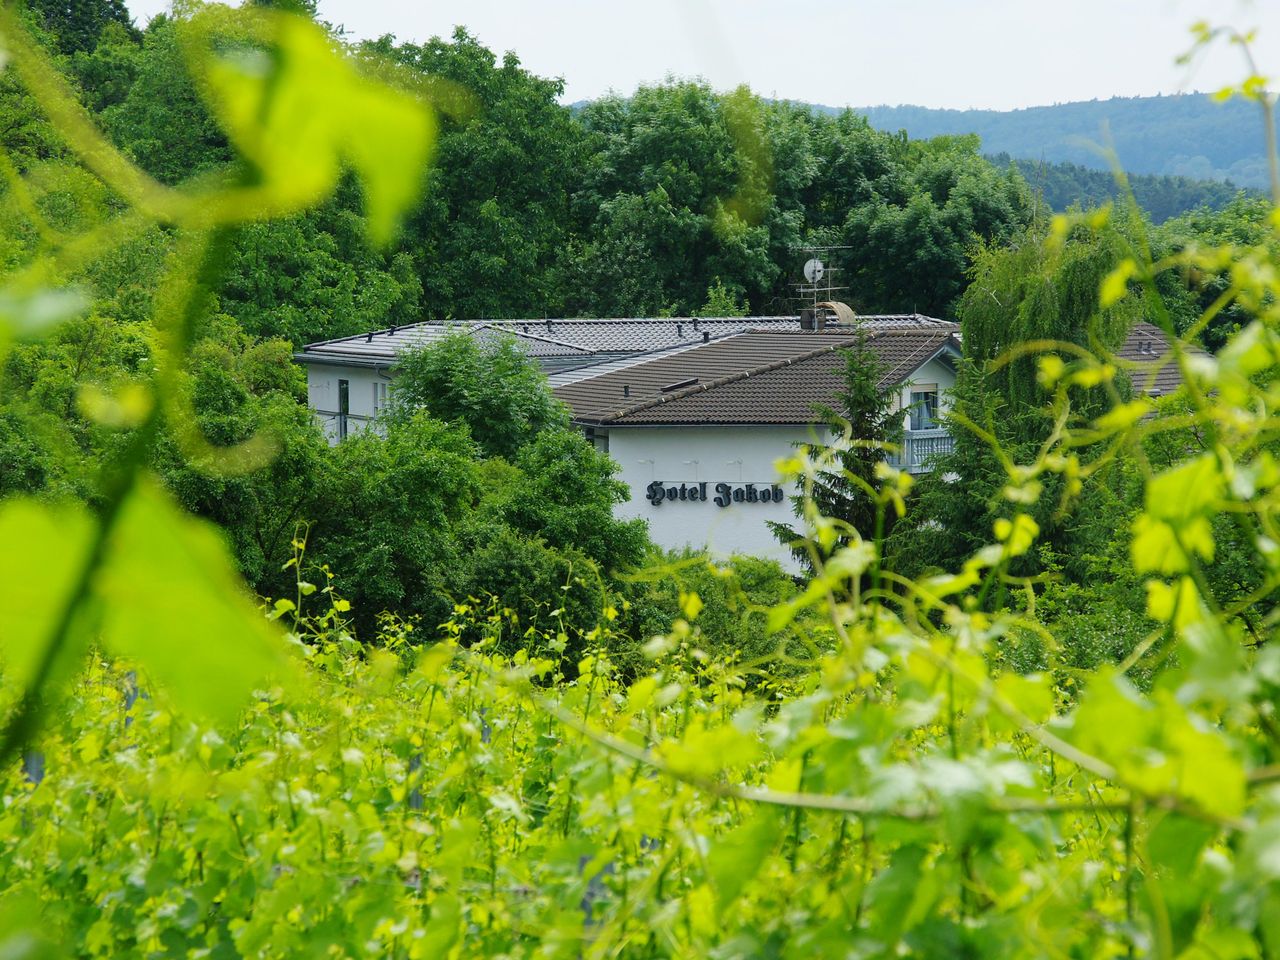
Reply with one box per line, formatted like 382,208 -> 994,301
1,3 -> 1280,957
0,610 -> 1233,956
5,496 -> 1280,958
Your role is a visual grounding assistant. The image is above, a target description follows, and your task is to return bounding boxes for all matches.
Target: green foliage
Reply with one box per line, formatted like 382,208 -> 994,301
620,550 -> 804,671
772,336 -> 905,573
100,17 -> 232,185
304,412 -> 479,628
694,277 -> 748,317
219,201 -> 424,345
0,0 -> 438,753
23,0 -> 136,56
994,151 -> 1256,224
562,80 -> 777,316
498,428 -> 647,572
959,214 -> 1139,418
389,331 -> 568,460
365,28 -> 586,320
1153,193 -> 1279,349
0,67 -> 65,170
835,134 -> 1035,315
0,477 -> 296,729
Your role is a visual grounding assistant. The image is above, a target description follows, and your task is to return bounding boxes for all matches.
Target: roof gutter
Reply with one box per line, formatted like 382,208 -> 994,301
292,353 -> 396,369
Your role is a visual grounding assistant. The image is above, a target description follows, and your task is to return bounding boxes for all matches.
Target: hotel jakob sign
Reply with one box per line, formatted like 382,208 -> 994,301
645,480 -> 785,508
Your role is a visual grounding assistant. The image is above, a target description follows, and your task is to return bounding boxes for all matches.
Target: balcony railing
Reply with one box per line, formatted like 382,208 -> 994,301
887,427 -> 954,474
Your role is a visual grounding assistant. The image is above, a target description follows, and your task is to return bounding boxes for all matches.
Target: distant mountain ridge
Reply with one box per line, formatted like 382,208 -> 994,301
988,153 -> 1251,224
832,94 -> 1275,189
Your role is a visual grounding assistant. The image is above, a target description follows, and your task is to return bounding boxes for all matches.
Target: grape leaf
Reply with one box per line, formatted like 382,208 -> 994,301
97,477 -> 296,723
0,499 -> 95,698
199,11 -> 435,245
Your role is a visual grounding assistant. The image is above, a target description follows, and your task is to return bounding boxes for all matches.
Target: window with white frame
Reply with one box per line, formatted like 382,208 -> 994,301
373,380 -> 389,414
909,385 -> 938,430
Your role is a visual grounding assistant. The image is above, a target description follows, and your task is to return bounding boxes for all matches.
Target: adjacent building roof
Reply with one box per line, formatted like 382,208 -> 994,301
1119,321 -> 1206,397
554,326 -> 961,426
295,313 -> 957,369
296,316 -> 792,367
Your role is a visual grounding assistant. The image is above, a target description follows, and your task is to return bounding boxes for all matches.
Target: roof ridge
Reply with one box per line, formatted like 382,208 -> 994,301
594,332 -> 874,424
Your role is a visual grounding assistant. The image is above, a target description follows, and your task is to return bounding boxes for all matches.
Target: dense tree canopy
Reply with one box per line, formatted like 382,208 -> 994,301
23,0 -> 136,55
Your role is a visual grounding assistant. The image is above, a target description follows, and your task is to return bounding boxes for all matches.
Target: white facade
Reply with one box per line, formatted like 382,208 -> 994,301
599,359 -> 958,569
305,362 -> 394,443
607,425 -> 817,568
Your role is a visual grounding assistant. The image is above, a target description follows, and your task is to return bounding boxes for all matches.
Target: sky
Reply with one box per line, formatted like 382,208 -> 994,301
122,0 -> 1280,111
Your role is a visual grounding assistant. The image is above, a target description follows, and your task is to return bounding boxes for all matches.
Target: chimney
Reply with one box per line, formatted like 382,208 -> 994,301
799,308 -> 816,331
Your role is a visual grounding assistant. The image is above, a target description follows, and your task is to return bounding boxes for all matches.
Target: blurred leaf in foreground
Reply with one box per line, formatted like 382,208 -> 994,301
98,476 -> 297,723
198,10 -> 436,244
0,498 -> 95,699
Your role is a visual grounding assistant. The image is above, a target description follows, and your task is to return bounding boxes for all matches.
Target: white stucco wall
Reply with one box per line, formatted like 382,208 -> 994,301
602,359 -> 957,568
607,425 -> 822,569
304,363 -> 395,443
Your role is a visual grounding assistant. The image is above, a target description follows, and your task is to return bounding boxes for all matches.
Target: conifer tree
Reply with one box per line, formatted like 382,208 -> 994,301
770,330 -> 903,574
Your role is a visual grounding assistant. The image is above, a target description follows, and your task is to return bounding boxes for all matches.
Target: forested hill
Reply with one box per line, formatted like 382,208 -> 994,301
837,94 -> 1275,188
990,153 -> 1253,223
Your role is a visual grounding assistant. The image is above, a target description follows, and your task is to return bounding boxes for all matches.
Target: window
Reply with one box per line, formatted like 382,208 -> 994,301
337,378 -> 350,440
373,380 -> 389,414
909,386 -> 938,430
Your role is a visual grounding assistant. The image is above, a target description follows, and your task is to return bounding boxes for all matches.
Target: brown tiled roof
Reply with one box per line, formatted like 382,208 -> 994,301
555,327 -> 960,425
1118,322 -> 1207,397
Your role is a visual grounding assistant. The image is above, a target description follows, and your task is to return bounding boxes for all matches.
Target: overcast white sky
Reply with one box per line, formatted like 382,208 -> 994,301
123,0 -> 1280,111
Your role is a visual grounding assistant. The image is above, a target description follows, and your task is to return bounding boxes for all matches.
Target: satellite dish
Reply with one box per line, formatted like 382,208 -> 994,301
803,258 -> 825,283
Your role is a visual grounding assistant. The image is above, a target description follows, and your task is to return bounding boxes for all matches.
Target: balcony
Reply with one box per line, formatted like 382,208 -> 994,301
888,427 -> 955,474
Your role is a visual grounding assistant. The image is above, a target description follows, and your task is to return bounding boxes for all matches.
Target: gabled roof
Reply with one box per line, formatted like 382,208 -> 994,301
554,326 -> 961,426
